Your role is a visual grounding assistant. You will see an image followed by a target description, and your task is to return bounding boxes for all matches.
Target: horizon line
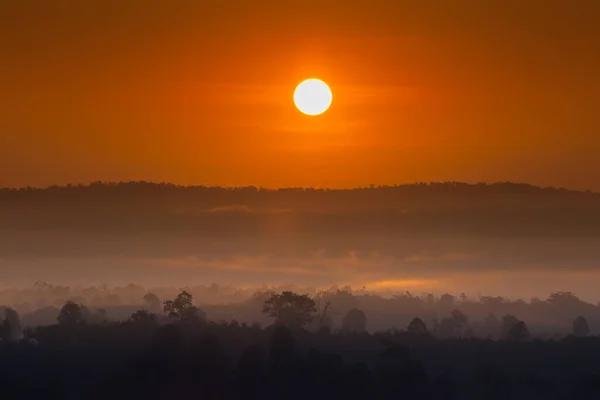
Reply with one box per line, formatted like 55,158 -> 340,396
0,180 -> 596,194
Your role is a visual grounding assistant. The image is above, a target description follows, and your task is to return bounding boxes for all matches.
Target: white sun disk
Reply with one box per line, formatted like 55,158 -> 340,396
294,79 -> 332,116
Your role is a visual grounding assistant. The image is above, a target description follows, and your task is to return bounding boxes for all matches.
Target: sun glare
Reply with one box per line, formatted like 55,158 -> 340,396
293,79 -> 332,116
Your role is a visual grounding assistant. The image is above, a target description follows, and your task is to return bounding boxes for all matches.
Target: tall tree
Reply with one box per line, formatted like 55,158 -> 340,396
483,313 -> 500,338
501,315 -> 530,341
163,291 -> 206,322
407,317 -> 428,336
437,310 -> 468,338
143,293 -> 161,313
0,308 -> 22,341
130,310 -> 158,325
163,291 -> 191,318
262,291 -> 316,327
506,321 -> 530,341
438,294 -> 456,308
313,294 -> 333,331
57,301 -> 85,326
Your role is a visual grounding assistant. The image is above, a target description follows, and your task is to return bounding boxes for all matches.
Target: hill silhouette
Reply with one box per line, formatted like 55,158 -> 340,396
1,181 -> 599,299
1,181 -> 599,236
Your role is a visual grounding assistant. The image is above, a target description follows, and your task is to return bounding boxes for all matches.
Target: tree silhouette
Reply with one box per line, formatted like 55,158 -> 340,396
130,309 -> 158,325
438,293 -> 456,308
483,313 -> 500,338
0,319 -> 7,341
342,309 -> 367,332
329,287 -> 359,319
163,291 -> 205,322
313,294 -> 333,331
57,301 -> 85,326
143,293 -> 161,313
0,308 -> 22,341
450,309 -> 468,325
503,317 -> 530,341
507,321 -> 530,341
437,309 -> 468,338
248,290 -> 276,306
500,315 -> 520,339
180,305 -> 206,323
573,316 -> 590,337
407,317 -> 428,336
3,285 -> 600,398
262,291 -> 316,327
547,291 -> 581,307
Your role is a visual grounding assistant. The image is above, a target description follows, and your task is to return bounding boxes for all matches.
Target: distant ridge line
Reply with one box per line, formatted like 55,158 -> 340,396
0,181 -> 596,195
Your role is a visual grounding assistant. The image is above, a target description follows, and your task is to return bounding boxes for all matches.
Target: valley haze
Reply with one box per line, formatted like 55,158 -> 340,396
1,181 -> 599,303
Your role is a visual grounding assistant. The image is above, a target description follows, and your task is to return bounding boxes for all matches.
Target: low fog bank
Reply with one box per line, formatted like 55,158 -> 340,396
2,282 -> 600,338
0,237 -> 599,303
1,182 -> 599,323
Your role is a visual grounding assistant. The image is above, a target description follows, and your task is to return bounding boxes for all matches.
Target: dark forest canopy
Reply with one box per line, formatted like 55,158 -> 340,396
1,181 -> 599,237
3,289 -> 600,399
0,180 -> 597,197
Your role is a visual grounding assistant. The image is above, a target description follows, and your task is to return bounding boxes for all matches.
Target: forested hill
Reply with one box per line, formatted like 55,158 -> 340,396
0,181 -> 596,200
0,181 -> 597,211
1,181 -> 599,237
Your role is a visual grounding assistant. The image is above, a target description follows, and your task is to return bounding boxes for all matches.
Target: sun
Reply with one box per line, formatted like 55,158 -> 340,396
293,79 -> 332,116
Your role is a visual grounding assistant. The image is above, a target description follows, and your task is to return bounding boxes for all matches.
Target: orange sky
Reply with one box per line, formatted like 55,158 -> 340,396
1,1 -> 599,189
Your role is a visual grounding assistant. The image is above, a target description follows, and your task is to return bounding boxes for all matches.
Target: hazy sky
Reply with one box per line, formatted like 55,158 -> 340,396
1,1 -> 599,189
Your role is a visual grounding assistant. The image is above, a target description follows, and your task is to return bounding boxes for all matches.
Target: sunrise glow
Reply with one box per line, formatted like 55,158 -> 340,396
293,79 -> 332,116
